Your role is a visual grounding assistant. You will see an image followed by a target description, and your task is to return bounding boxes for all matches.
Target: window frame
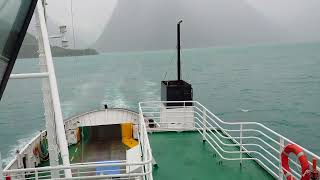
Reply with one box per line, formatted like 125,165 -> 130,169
0,0 -> 38,100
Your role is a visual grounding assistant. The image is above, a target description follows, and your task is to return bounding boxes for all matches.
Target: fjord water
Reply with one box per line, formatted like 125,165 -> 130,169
0,42 -> 320,164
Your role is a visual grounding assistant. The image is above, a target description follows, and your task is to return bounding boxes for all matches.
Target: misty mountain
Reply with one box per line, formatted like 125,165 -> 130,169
18,32 -> 98,58
28,16 -> 88,48
94,0 -> 289,52
0,18 -> 97,59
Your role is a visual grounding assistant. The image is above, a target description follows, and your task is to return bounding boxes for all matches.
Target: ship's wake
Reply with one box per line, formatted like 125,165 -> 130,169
3,131 -> 39,166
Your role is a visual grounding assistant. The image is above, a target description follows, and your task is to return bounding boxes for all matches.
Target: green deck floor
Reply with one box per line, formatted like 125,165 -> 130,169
149,132 -> 274,180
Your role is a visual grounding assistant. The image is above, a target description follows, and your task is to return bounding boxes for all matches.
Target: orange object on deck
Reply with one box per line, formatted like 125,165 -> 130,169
121,123 -> 138,148
311,157 -> 319,180
33,144 -> 40,157
281,144 -> 310,180
76,127 -> 81,142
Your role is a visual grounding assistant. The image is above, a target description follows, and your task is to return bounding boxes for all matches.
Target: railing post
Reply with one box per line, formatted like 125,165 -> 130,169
240,124 -> 243,166
183,101 -> 186,128
163,103 -> 167,129
128,164 -> 131,179
279,137 -> 284,180
0,152 -> 3,180
35,169 -> 38,180
202,108 -> 207,142
77,168 -> 80,179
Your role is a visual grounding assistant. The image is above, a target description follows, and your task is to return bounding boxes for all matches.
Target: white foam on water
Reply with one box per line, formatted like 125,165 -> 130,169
77,82 -> 95,96
2,131 -> 39,166
144,81 -> 157,87
239,108 -> 250,112
62,81 -> 98,118
113,96 -> 129,108
102,89 -> 129,109
141,81 -> 158,101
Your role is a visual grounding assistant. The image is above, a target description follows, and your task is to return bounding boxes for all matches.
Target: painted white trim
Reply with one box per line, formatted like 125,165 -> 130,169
10,73 -> 48,79
126,145 -> 142,173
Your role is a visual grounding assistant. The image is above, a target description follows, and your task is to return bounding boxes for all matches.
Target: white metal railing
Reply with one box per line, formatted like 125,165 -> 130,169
139,101 -> 320,180
138,105 -> 154,180
2,109 -> 153,180
3,160 -> 151,180
4,108 -> 141,173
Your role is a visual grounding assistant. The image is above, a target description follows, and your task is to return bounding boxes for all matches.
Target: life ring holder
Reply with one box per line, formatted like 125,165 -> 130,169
281,144 -> 310,180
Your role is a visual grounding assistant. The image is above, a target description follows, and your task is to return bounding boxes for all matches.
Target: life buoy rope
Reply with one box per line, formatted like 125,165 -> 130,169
281,144 -> 310,180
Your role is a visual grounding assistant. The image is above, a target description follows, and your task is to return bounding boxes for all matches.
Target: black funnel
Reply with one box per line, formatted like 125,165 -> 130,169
161,20 -> 193,106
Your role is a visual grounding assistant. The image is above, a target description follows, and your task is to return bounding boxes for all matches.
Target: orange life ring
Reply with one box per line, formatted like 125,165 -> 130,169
281,144 -> 310,180
33,144 -> 40,157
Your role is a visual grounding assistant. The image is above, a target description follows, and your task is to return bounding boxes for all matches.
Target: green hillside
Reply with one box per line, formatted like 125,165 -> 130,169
18,33 -> 98,58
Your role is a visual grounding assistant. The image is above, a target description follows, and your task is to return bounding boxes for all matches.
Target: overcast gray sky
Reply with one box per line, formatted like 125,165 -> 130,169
45,0 -> 320,47
46,0 -> 118,45
246,0 -> 320,23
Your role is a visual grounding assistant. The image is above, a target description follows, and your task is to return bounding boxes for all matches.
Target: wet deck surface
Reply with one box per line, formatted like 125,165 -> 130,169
69,140 -> 127,163
149,131 -> 274,180
36,125 -> 131,177
69,125 -> 127,163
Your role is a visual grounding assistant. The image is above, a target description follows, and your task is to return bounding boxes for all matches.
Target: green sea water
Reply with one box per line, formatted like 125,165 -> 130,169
0,42 -> 320,164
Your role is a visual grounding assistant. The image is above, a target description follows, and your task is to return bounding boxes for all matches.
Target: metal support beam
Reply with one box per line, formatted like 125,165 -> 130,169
35,3 -> 60,179
36,1 -> 72,178
10,73 -> 49,79
240,124 -> 243,166
279,137 -> 284,180
202,109 -> 206,142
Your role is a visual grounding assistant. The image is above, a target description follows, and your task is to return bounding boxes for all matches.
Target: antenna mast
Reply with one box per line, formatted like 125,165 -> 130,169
177,20 -> 182,81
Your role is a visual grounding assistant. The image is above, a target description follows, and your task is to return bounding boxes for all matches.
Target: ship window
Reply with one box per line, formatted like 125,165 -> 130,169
0,0 -> 37,98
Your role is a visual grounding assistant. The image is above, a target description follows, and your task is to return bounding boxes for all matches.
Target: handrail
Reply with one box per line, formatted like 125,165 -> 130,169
139,100 -> 320,180
4,160 -> 152,173
3,149 -> 152,180
193,104 -> 316,176
4,108 -> 140,172
3,107 -> 153,180
138,102 -> 154,180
